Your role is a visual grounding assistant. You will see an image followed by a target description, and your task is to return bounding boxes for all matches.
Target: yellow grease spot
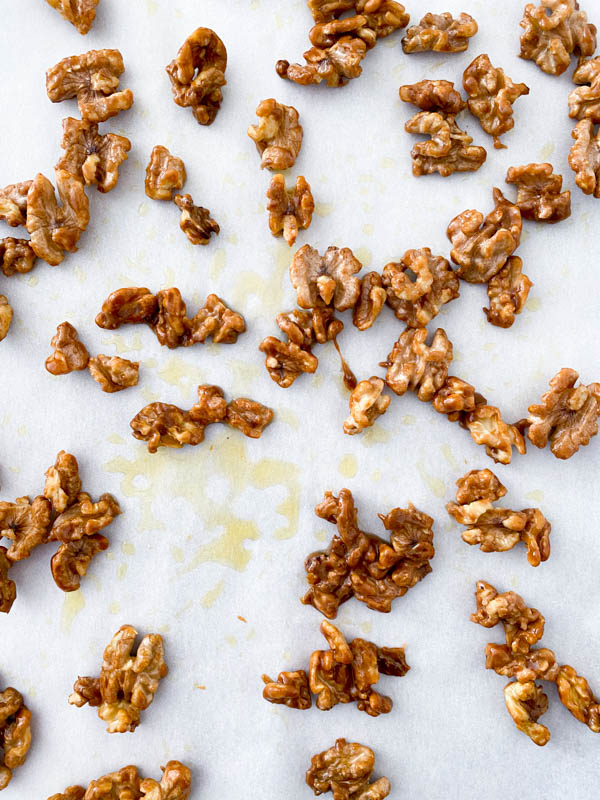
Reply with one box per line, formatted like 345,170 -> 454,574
355,246 -> 372,267
117,563 -> 128,580
225,636 -> 237,646
108,433 -> 126,445
17,426 -> 26,437
26,276 -> 39,287
526,297 -> 541,312
314,529 -> 327,542
362,223 -> 374,235
360,425 -> 390,446
441,444 -> 458,470
101,333 -> 144,355
157,356 -> 204,388
225,359 -> 261,385
360,621 -> 372,635
194,683 -> 206,690
121,541 -> 135,556
211,249 -> 227,280
278,408 -> 299,429
201,580 -> 225,608
371,469 -> 382,482
540,141 -> 555,160
338,454 -> 358,479
138,201 -> 148,216
380,156 -> 395,168
109,601 -> 120,614
61,590 -> 85,633
314,203 -> 334,217
171,546 -> 185,563
417,460 -> 445,498
401,414 -> 416,425
525,490 -> 544,503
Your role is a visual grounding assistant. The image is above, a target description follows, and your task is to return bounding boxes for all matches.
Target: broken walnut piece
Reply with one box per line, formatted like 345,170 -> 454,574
187,294 -> 246,345
45,0 -> 98,35
290,244 -> 362,311
432,376 -> 481,422
0,687 -> 32,790
505,163 -> 571,223
248,99 -> 303,170
225,398 -> 274,439
405,112 -> 487,177
0,181 -> 32,227
447,188 -> 522,283
0,297 -> 13,343
130,402 -> 207,453
471,581 -> 545,655
556,665 -> 600,732
46,49 -> 134,122
446,469 -> 508,525
166,27 -> 227,125
309,15 -> 377,52
266,174 -> 314,247
153,288 -> 189,348
88,355 -> 139,393
276,36 -> 368,88
45,322 -> 90,375
519,0 -> 596,76
0,238 -> 37,277
569,56 -> 600,122
485,643 -> 559,683
343,377 -> 390,435
261,670 -> 312,709
78,765 -> 140,800
139,760 -> 192,800
0,496 -> 52,562
462,404 -> 526,465
145,146 -> 187,201
402,12 -> 477,53
484,256 -> 532,329
48,788 -> 86,800
399,79 -> 466,114
569,118 -> 600,197
95,287 -> 158,329
504,680 -> 550,746
307,0 -> 409,36
56,117 -> 130,194
44,450 -> 82,514
51,534 -> 109,592
173,194 -> 220,245
258,336 -> 319,388
69,624 -> 168,733
461,507 -> 551,567
382,326 -> 452,401
0,548 -> 16,614
50,492 -> 121,543
526,367 -> 600,458
188,385 -> 228,427
353,272 -> 386,331
306,738 -> 391,800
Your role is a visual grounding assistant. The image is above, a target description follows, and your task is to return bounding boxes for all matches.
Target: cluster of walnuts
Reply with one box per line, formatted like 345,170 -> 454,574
48,761 -> 192,800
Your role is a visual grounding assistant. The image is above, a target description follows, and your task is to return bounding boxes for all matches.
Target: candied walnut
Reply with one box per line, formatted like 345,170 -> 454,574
276,36 -> 368,88
504,680 -> 550,746
463,54 -> 529,149
0,548 -> 16,614
308,0 -> 408,33
139,761 -> 192,800
556,665 -> 600,732
262,670 -> 312,709
403,12 -> 477,53
277,307 -> 343,346
353,272 -> 386,331
432,376 -> 481,422
165,27 -> 227,125
188,385 -> 228,427
446,469 -> 507,525
447,188 -> 522,283
343,377 -> 390,435
48,787 -> 86,800
306,738 -> 390,799
84,765 -> 141,799
484,256 -> 532,329
399,79 -> 466,113
471,581 -> 545,654
153,288 -> 190,348
56,117 -> 130,194
95,287 -> 158,329
485,643 -> 559,683
26,171 -> 90,266
187,294 -> 246,345
405,112 -> 487,177
0,297 -> 13,343
383,248 -> 459,327
45,0 -> 98,34
0,238 -> 37,277
130,402 -> 207,453
247,99 -> 303,170
309,15 -> 377,52
506,163 -> 571,222
46,49 -> 134,122
0,181 -> 32,227
145,146 -> 186,201
69,624 -> 168,733
0,687 -> 32,790
88,355 -> 139,393
520,0 -> 596,76
45,322 -> 90,375
259,336 -> 319,388
266,174 -> 314,247
291,245 -> 362,311
460,507 -> 551,567
0,496 -> 52,562
569,56 -> 600,121
51,533 -> 109,592
526,368 -> 600,458
44,450 -> 82,514
569,118 -> 600,197
173,194 -> 219,245
462,404 -> 526,464
225,398 -> 274,439
50,492 -> 121,542
382,326 -> 452,401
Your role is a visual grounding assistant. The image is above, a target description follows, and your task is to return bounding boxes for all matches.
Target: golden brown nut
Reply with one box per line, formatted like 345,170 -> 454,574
309,15 -> 375,51
88,355 -> 139,393
520,0 -> 596,76
504,680 -> 551,746
471,580 -> 545,654
0,181 -> 32,227
262,670 -> 312,709
80,765 -> 141,799
462,404 -> 526,465
188,385 -> 228,426
447,188 -> 522,283
403,11 -> 477,53
45,0 -> 98,34
399,79 -> 466,113
446,469 -> 507,525
266,174 -> 314,247
130,403 -> 207,453
259,336 -> 319,388
484,256 -> 532,329
0,296 -> 13,343
308,0 -> 408,33
276,36 -> 368,87
51,533 -> 109,592
405,112 -> 487,177
485,643 -> 559,683
382,326 -> 452,401
139,761 -> 192,799
173,194 -> 220,245
50,492 -> 121,542
95,287 -> 158,329
526,368 -> 600,459
44,450 -> 82,514
153,288 -> 189,348
248,99 -> 303,170
145,146 -> 186,201
290,244 -> 362,310
187,294 -> 246,345
49,762 -> 188,799
569,118 -> 600,197
46,49 -> 134,122
48,787 -> 86,800
0,548 -> 16,614
505,163 -> 571,222
343,377 -> 390,435
56,117 -> 130,193
461,507 -> 551,567
166,27 -> 227,125
45,322 -> 90,375
306,738 -> 391,799
353,272 -> 386,331
556,665 -> 600,732
0,496 -> 52,562
569,56 -> 600,121
0,687 -> 32,790
225,398 -> 274,439
432,377 -> 482,422
0,238 -> 37,277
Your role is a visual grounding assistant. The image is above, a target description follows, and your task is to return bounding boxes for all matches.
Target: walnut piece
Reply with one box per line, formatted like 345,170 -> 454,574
0,238 -> 37,277
44,450 -> 82,514
504,680 -> 551,746
48,788 -> 86,800
569,118 -> 600,197
0,548 -> 16,614
50,492 -> 121,542
484,256 -> 532,329
462,404 -> 526,464
69,624 -> 168,733
306,738 -> 390,799
266,174 -> 314,246
247,99 -> 303,170
432,376 -> 482,422
382,327 -> 452,401
353,272 -> 386,331
56,117 -> 130,194
556,665 -> 600,732
54,762 -> 191,800
402,12 -> 478,53
505,163 -> 571,222
130,403 -> 207,453
88,355 -> 139,393
166,27 -> 227,125
276,36 -> 368,88
471,581 -> 545,655
307,1 -> 409,36
344,377 -> 390,435
259,336 -> 319,388
569,56 -> 600,121
463,54 -> 529,148
290,245 -> 362,311
187,293 -> 246,345
95,287 -> 158,329
225,398 -> 274,439
139,760 -> 192,799
485,643 -> 559,683
145,146 -> 186,201
446,469 -> 507,525
51,534 -> 109,592
45,322 -> 90,375
399,79 -> 466,113
0,181 -> 32,227
520,0 -> 596,76
262,670 -> 312,709
0,496 -> 52,562
0,297 -> 13,343
46,49 -> 134,122
173,194 -> 219,245
460,507 -> 551,567
447,188 -> 522,283
405,112 -> 487,176
45,0 -> 98,34
0,687 -> 32,790
526,368 -> 600,458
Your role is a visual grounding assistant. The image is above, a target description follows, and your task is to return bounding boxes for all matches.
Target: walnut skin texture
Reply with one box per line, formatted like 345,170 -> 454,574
432,376 -> 482,422
0,238 -> 37,277
46,49 -> 134,122
45,0 -> 98,34
291,245 -> 362,311
382,326 -> 452,402
569,56 -> 600,122
403,12 -> 477,53
404,111 -> 487,177
262,670 -> 312,709
248,99 -> 303,170
266,174 -> 314,246
471,581 -> 545,655
0,687 -> 32,790
569,119 -> 600,196
277,37 -> 368,88
173,194 -> 219,245
45,322 -> 90,375
0,496 -> 52,562
0,297 -> 13,343
353,272 -> 386,331
446,469 -> 507,524
520,1 -> 596,76
56,118 -> 130,193
50,491 -> 121,543
556,665 -> 600,732
51,534 -> 109,592
226,398 -> 274,439
343,377 -> 390,435
0,548 -> 16,613
484,256 -> 532,329
0,181 -> 32,227
145,147 -> 186,201
88,355 -> 139,393
166,27 -> 227,125
504,680 -> 551,746
399,79 -> 466,114
485,643 -> 559,684
95,287 -> 158,329
44,451 -> 82,514
69,624 -> 168,733
52,761 -> 192,800
306,738 -> 391,799
505,163 -> 571,222
259,336 -> 319,388
462,404 -> 526,465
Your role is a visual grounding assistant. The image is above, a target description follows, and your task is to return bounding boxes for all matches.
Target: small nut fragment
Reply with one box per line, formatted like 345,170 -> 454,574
353,272 -> 386,331
247,99 -> 303,170
88,355 -> 139,393
462,404 -> 526,465
0,296 -> 13,343
382,327 -> 452,401
343,377 -> 390,435
139,761 -> 192,800
484,256 -> 532,329
446,469 -> 507,525
519,0 -> 596,76
51,533 -> 109,592
471,580 -> 545,654
276,37 -> 368,87
45,0 -> 98,34
0,238 -> 37,277
405,112 -> 487,177
262,670 -> 312,709
485,643 -> 559,683
50,492 -> 121,542
259,336 -> 319,388
569,56 -> 600,121
504,680 -> 551,746
266,174 -> 314,246
505,163 -> 571,222
306,738 -> 390,799
45,322 -> 90,375
225,398 -> 274,439
0,687 -> 32,790
402,12 -> 478,53
79,766 -> 141,800
0,496 -> 52,562
556,665 -> 600,732
95,287 -> 158,329
46,49 -> 134,122
173,194 -> 220,245
0,181 -> 32,227
432,376 -> 481,422
569,118 -> 600,197
0,548 -> 16,614
145,146 -> 186,201
44,450 -> 82,514
48,787 -> 86,800
290,244 -> 362,311
399,79 -> 466,113
56,117 -> 130,193
166,27 -> 227,125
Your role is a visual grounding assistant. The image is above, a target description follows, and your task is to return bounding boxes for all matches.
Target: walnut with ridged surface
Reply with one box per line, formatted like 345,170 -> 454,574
140,760 -> 192,800
382,326 -> 452,401
88,355 -> 139,393
569,56 -> 600,121
519,0 -> 596,76
0,686 -> 32,790
402,12 -> 478,53
0,496 -> 52,562
0,238 -> 37,277
56,118 -> 130,193
276,37 -> 367,87
462,404 -> 526,464
44,450 -> 82,514
45,322 -> 90,375
248,99 -> 303,170
0,297 -> 13,343
95,287 -> 158,329
188,294 -> 246,345
45,0 -> 98,34
471,581 -> 545,655
266,174 -> 314,246
399,79 -> 466,113
0,549 -> 16,614
569,119 -> 600,196
484,256 -> 532,329
344,377 -> 390,435
145,147 -> 186,201
556,665 -> 600,732
173,194 -> 219,245
50,492 -> 121,542
505,163 -> 571,222
291,245 -> 362,311
485,643 -> 559,683
130,402 -> 207,453
306,738 -> 391,799
405,112 -> 486,176
259,336 -> 319,388
225,398 -> 274,439
504,680 -> 550,746
51,534 -> 109,592
262,670 -> 312,709
0,182 -> 32,227
353,272 -> 386,331
432,376 -> 482,422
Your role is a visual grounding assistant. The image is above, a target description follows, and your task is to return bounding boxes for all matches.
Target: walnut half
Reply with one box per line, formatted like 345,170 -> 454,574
505,163 -> 571,223
145,146 -> 186,201
382,327 -> 453,401
0,687 -> 32,790
173,194 -> 220,245
56,117 -> 130,194
45,0 -> 98,35
402,12 -> 478,53
266,174 -> 314,246
248,99 -> 303,170
45,322 -> 90,375
343,377 -> 390,435
519,0 -> 596,76
306,738 -> 391,799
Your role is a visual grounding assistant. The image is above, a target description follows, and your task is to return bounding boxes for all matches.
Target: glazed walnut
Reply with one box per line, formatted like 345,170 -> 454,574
46,49 -> 134,122
432,376 -> 482,422
505,163 -> 571,222
460,508 -> 551,567
569,119 -> 600,197
166,27 -> 227,125
266,174 -> 314,246
382,248 -> 459,327
307,1 -> 409,37
187,294 -> 246,345
0,687 -> 32,790
0,181 -> 32,227
291,245 -> 362,311
446,469 -> 507,524
382,327 -> 452,401
343,377 -> 390,435
405,112 -> 487,177
471,581 -> 545,655
69,624 -> 168,733
56,118 -> 130,193
0,496 -> 52,562
173,194 -> 220,245
569,56 -> 600,121
526,368 -> 600,458
352,272 -> 386,331
402,12 -> 478,53
45,322 -> 90,375
462,404 -> 526,465
447,188 -> 522,283
276,37 -> 368,88
130,403 -> 207,453
0,297 -> 13,343
139,760 -> 192,799
262,670 -> 312,709
145,147 -> 186,201
485,643 -> 559,683
306,739 -> 390,799
48,788 -> 86,800
45,0 -> 98,34
88,355 -> 139,393
95,287 -> 158,329
259,336 -> 319,388
51,534 -> 109,592
50,492 -> 121,542
399,79 -> 466,114
504,680 -> 551,746
556,665 -> 600,732
225,398 -> 274,439
0,549 -> 16,614
247,99 -> 303,170
44,451 -> 81,515
520,0 -> 596,76
484,256 -> 532,329
0,238 -> 37,277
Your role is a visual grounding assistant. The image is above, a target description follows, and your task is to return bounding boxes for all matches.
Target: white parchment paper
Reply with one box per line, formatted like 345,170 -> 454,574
1,0 -> 599,797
